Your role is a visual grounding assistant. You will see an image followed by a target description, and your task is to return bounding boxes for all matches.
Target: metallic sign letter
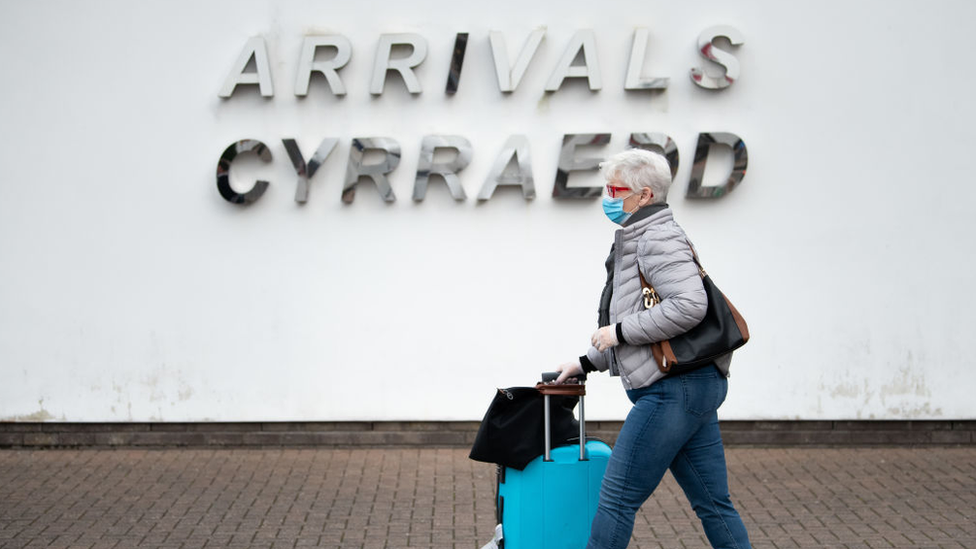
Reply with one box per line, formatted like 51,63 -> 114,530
218,36 -> 274,98
489,29 -> 546,93
478,135 -> 536,200
545,30 -> 602,92
687,133 -> 748,198
295,36 -> 352,97
445,33 -> 469,95
343,138 -> 401,203
625,28 -> 669,91
414,135 -> 472,201
690,26 -> 744,90
552,134 -> 609,199
370,34 -> 428,95
628,133 -> 679,179
282,138 -> 339,203
216,140 -> 272,205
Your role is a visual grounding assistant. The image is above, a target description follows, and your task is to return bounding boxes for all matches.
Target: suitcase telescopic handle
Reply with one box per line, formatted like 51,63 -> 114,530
537,373 -> 587,462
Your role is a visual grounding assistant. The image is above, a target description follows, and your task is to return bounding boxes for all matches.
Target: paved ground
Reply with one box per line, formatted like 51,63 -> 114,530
1,447 -> 974,548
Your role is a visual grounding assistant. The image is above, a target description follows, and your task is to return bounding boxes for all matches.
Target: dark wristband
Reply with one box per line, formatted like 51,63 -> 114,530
615,323 -> 628,345
579,355 -> 597,373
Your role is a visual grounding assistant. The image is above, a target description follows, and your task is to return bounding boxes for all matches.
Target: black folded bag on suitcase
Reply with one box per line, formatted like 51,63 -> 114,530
469,387 -> 580,470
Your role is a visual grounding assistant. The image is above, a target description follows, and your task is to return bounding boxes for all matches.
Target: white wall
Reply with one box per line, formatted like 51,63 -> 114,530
1,0 -> 974,422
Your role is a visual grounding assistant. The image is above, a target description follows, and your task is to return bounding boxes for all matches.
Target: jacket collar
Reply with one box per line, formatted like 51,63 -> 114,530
616,203 -> 671,241
623,203 -> 669,227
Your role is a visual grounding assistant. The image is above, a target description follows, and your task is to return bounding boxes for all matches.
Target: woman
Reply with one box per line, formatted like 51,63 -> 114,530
555,149 -> 751,549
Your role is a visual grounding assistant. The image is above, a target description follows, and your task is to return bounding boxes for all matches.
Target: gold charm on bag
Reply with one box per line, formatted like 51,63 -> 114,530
642,286 -> 660,309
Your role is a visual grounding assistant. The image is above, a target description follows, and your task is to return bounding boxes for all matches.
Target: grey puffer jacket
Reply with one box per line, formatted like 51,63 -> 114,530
585,205 -> 731,390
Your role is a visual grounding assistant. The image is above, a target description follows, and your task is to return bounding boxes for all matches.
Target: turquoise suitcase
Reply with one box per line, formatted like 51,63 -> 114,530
495,383 -> 612,549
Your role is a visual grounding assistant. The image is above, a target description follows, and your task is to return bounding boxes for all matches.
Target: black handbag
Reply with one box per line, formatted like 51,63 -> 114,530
468,387 -> 580,470
639,243 -> 749,375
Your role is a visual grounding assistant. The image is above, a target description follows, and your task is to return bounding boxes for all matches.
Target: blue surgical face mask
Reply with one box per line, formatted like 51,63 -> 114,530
602,196 -> 634,225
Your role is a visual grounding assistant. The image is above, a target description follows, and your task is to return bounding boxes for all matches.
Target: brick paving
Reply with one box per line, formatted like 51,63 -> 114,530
1,447 -> 974,548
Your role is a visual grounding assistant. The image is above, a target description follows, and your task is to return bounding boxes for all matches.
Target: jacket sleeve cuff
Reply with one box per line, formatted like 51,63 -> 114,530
579,355 -> 597,374
615,323 -> 628,346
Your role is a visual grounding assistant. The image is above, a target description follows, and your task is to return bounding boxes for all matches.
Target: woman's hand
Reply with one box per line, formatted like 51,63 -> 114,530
591,325 -> 619,352
555,361 -> 584,384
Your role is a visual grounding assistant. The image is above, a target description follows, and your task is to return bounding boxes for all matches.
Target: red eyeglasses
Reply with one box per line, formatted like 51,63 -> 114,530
605,185 -> 632,198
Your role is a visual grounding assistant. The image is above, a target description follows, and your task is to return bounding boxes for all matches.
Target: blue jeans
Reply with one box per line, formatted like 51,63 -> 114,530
587,366 -> 751,549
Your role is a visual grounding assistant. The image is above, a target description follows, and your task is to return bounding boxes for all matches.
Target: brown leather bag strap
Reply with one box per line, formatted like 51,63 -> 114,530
684,239 -> 708,277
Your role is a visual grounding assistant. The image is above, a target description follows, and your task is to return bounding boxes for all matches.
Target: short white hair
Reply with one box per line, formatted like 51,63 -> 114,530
600,149 -> 673,204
